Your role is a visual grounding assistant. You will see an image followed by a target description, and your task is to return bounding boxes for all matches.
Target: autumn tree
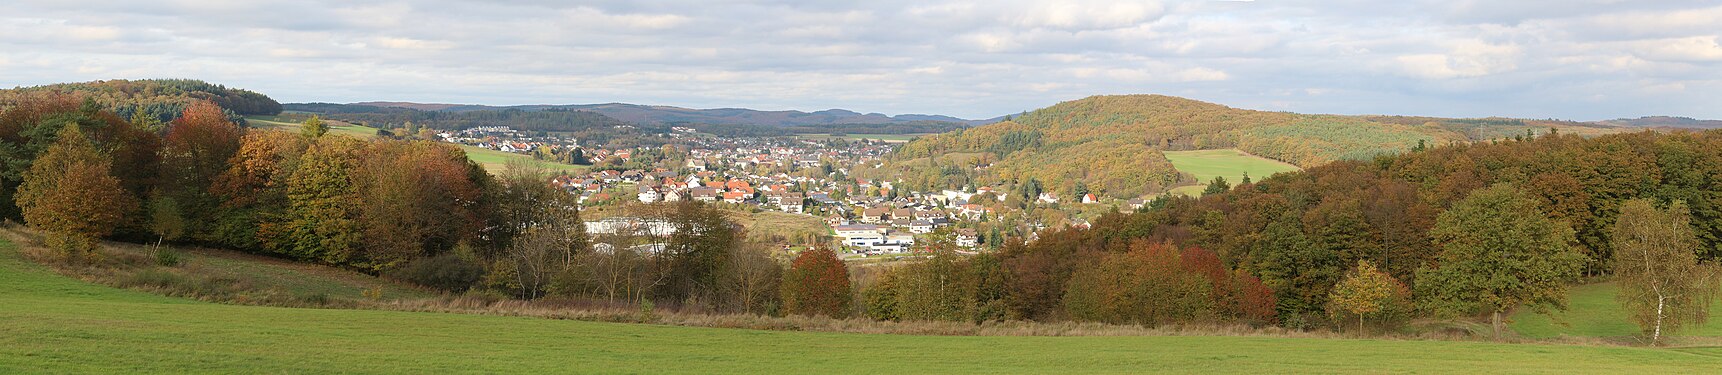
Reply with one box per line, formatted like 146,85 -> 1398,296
1611,199 -> 1721,344
15,125 -> 135,255
212,131 -> 310,250
1415,183 -> 1585,338
1063,241 -> 1213,325
275,136 -> 363,263
1327,260 -> 1411,332
781,245 -> 851,318
487,160 -> 585,298
352,141 -> 485,270
156,101 -> 244,243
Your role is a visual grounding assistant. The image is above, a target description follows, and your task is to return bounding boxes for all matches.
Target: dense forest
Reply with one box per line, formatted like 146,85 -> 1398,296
883,95 -> 1632,198
0,79 -> 281,126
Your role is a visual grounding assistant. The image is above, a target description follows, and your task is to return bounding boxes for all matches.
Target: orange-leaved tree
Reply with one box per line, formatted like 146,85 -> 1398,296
781,245 -> 852,318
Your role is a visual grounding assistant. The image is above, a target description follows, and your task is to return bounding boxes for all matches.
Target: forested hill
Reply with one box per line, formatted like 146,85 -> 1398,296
333,101 -> 998,127
0,79 -> 281,124
285,103 -> 633,133
884,94 -> 1632,198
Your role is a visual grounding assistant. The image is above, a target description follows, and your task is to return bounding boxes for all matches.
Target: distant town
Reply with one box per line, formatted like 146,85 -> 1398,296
438,125 -> 1146,259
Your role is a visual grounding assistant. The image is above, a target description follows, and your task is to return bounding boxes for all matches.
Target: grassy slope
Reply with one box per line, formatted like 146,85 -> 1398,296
3,239 -> 1721,373
1510,282 -> 1722,341
246,116 -> 584,173
1165,149 -> 1301,196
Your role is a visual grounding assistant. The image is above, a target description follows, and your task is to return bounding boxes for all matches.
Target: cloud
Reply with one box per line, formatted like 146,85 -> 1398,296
0,0 -> 1717,120
1396,40 -> 1522,79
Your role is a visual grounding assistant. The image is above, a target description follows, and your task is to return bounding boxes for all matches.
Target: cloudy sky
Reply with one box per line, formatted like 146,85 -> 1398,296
1,1 -> 1718,120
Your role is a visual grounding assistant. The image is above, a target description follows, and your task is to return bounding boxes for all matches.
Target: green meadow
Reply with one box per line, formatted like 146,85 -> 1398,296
3,238 -> 1720,374
1165,149 -> 1301,196
1509,281 -> 1722,344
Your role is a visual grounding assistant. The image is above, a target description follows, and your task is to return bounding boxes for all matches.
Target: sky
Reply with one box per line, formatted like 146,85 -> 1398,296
1,1 -> 1718,121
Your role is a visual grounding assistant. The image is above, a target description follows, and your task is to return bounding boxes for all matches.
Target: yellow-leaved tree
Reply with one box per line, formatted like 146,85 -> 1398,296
15,125 -> 136,256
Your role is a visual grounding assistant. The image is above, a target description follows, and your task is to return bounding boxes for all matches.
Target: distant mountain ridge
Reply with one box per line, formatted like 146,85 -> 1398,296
340,101 -> 1001,127
1595,116 -> 1722,129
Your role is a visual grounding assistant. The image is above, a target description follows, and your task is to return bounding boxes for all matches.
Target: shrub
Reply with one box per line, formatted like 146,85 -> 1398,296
154,247 -> 182,267
390,254 -> 485,292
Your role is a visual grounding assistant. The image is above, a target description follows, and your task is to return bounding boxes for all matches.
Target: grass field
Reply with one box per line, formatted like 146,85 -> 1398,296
4,238 -> 1722,373
797,133 -> 931,144
1509,282 -> 1722,344
1164,149 -> 1301,196
245,116 -> 583,173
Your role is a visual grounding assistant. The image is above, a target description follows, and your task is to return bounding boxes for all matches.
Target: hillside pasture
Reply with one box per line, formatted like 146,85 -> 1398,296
1509,281 -> 1722,345
1165,149 -> 1301,196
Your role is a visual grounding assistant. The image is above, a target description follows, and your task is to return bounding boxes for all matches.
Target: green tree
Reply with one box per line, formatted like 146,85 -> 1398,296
1203,176 -> 1231,195
15,125 -> 135,255
1611,199 -> 1721,344
1414,183 -> 1585,338
1327,260 -> 1411,332
301,115 -> 328,138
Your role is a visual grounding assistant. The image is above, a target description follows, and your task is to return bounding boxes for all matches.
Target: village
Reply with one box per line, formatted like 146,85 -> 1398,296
434,125 -> 1149,259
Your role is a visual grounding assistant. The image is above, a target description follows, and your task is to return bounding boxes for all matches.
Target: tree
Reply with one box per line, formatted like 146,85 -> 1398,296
725,244 -> 783,314
1203,176 -> 1231,195
15,125 -> 135,255
157,101 -> 244,242
1612,199 -> 1721,344
1414,183 -> 1585,338
352,141 -> 485,270
781,245 -> 851,318
1327,260 -> 1411,332
494,160 -> 586,299
659,201 -> 737,307
276,136 -> 363,263
302,115 -> 328,138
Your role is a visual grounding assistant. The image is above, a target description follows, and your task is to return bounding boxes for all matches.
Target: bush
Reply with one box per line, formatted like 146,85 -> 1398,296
154,247 -> 182,267
391,254 -> 486,292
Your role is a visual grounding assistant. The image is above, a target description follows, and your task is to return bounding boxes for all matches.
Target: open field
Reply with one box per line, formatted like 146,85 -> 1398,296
245,116 -> 584,173
1509,281 -> 1722,344
1165,149 -> 1301,196
4,238 -> 1722,373
797,133 -> 932,144
247,115 -> 381,139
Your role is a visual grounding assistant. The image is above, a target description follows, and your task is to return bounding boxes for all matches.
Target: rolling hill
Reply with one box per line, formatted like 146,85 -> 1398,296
337,101 -> 1000,126
0,79 -> 281,124
884,95 -> 1635,198
1596,116 -> 1722,129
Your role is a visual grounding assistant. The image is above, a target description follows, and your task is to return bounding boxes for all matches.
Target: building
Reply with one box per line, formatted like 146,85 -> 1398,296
834,224 -> 885,247
908,220 -> 935,234
956,228 -> 979,248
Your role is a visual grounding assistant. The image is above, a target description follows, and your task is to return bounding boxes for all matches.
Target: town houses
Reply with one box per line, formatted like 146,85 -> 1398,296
437,124 -> 1141,259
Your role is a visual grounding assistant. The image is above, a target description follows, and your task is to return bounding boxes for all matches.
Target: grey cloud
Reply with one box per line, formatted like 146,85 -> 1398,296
0,0 -> 1718,120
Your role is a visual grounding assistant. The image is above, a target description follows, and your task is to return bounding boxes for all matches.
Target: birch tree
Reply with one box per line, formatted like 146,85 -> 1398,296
1612,199 -> 1720,345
